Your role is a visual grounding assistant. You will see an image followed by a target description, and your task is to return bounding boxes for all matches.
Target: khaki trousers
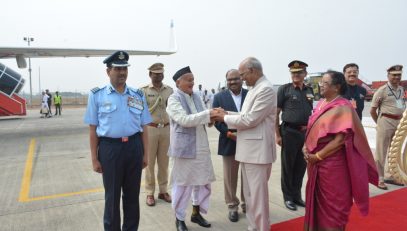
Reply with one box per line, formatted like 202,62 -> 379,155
222,155 -> 245,211
375,116 -> 400,181
145,126 -> 170,195
241,163 -> 272,231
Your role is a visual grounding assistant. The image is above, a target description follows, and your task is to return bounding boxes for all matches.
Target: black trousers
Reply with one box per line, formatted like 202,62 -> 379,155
47,102 -> 52,115
98,133 -> 144,231
280,124 -> 307,201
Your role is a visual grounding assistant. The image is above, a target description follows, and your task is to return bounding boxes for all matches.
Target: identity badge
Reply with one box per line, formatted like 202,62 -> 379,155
396,99 -> 405,109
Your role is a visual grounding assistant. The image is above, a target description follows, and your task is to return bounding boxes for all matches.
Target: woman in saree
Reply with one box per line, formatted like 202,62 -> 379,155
303,71 -> 378,231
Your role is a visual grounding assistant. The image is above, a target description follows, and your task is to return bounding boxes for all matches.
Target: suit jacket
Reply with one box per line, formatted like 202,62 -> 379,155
213,88 -> 248,156
224,76 -> 277,164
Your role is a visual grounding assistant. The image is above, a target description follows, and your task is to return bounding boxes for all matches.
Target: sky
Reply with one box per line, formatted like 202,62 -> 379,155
1,0 -> 406,95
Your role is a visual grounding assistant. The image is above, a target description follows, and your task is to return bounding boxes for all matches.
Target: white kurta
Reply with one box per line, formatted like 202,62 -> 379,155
166,91 -> 216,186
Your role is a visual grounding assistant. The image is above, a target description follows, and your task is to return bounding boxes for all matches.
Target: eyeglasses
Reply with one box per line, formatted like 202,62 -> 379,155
240,71 -> 249,77
227,77 -> 241,82
318,81 -> 331,87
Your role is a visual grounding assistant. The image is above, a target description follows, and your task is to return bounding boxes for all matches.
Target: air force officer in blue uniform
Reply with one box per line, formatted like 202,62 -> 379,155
84,51 -> 152,231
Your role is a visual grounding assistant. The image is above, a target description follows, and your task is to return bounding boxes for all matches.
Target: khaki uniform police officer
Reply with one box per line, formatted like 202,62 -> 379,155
370,65 -> 406,190
140,63 -> 173,206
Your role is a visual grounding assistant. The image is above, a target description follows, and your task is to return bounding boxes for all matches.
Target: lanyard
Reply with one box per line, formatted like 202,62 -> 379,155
387,83 -> 402,100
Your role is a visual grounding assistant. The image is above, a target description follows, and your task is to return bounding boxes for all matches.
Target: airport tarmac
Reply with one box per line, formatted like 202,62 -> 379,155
0,106 -> 402,231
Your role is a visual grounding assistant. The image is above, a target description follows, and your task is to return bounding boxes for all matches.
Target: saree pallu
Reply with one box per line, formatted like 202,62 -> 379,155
304,98 -> 378,231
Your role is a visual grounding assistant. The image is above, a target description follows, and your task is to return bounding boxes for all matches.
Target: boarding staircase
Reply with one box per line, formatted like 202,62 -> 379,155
0,62 -> 27,116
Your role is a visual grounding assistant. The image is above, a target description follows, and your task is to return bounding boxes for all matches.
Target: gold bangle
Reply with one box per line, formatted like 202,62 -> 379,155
316,153 -> 323,161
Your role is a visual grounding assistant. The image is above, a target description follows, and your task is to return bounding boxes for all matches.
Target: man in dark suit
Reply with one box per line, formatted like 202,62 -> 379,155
212,69 -> 248,222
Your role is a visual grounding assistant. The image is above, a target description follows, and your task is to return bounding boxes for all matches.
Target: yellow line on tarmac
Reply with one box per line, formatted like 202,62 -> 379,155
27,188 -> 104,202
18,139 -> 36,202
18,138 -> 144,202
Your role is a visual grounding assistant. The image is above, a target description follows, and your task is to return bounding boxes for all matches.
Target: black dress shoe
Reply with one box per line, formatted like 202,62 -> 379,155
294,199 -> 306,207
176,218 -> 188,231
228,211 -> 239,222
284,201 -> 297,211
191,213 -> 211,228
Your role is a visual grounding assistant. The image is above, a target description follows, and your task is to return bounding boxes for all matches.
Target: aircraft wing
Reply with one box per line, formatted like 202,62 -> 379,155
0,47 -> 175,59
0,47 -> 176,68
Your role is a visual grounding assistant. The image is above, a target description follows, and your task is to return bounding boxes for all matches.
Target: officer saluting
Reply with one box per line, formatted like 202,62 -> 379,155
84,51 -> 152,231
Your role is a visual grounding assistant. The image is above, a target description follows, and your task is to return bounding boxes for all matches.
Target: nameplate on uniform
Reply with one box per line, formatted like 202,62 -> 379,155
128,96 -> 144,110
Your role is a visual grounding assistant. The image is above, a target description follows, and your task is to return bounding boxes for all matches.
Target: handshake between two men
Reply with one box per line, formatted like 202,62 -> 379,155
210,107 -> 227,122
209,107 -> 237,141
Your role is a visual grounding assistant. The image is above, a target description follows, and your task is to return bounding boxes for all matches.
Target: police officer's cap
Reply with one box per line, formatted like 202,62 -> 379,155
103,51 -> 130,67
387,65 -> 403,74
288,60 -> 308,73
173,66 -> 192,82
148,63 -> 164,73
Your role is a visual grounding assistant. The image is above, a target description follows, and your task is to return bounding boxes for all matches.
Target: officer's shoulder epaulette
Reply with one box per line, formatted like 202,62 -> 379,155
91,87 -> 101,94
164,84 -> 173,89
140,84 -> 149,89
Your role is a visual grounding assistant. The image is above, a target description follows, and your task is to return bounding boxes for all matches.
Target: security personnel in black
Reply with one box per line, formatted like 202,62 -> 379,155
84,51 -> 152,231
342,63 -> 367,120
275,60 -> 313,211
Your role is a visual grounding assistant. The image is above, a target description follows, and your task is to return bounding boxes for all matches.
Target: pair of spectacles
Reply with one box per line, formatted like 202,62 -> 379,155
227,77 -> 241,82
240,71 -> 249,77
318,81 -> 331,87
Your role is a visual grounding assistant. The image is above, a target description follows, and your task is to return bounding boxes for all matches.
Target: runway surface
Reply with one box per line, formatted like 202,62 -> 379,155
0,106 -> 401,231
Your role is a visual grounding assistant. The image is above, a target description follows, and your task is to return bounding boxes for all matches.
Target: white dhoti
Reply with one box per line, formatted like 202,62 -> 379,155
172,184 -> 211,221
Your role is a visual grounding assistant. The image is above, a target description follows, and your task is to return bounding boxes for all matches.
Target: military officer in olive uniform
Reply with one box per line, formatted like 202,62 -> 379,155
84,51 -> 152,231
370,64 -> 406,190
140,63 -> 173,206
276,60 -> 314,211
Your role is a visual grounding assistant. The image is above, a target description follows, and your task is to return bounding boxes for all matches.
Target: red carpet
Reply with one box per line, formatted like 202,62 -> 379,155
271,187 -> 407,231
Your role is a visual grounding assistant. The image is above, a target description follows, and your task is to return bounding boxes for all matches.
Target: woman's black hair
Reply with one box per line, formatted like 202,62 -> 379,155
324,70 -> 348,95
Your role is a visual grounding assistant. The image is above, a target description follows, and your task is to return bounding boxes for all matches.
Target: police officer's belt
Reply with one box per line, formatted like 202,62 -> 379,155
381,113 -> 402,120
148,122 -> 169,128
99,133 -> 140,143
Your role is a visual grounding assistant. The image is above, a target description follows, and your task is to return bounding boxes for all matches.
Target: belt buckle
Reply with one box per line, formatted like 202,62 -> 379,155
122,137 -> 129,142
157,123 -> 164,128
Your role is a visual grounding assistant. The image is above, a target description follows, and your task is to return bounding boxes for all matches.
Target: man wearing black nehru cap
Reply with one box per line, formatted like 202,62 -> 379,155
166,66 -> 218,231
